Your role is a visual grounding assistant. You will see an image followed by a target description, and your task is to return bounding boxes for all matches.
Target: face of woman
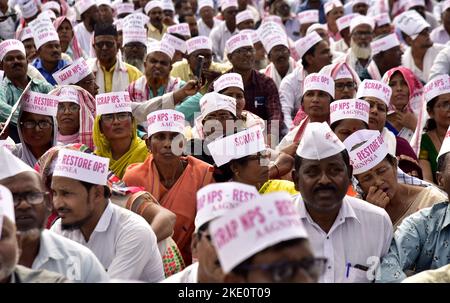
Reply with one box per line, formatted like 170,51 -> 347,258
149,131 -> 185,160
57,102 -> 80,136
20,111 -> 53,148
364,96 -> 388,132
389,72 -> 410,110
430,93 -> 450,129
302,90 -> 331,122
202,109 -> 236,139
232,151 -> 270,190
57,20 -> 73,43
221,87 -> 245,116
356,159 -> 398,201
99,112 -> 132,141
333,119 -> 367,142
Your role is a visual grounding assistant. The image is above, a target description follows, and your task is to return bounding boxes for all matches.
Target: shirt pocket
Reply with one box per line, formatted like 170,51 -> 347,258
344,267 -> 370,283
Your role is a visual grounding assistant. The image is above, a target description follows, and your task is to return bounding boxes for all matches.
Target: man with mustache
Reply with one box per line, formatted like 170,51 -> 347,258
122,27 -> 148,73
73,0 -> 99,56
146,1 -> 168,41
292,122 -> 393,282
0,148 -> 108,282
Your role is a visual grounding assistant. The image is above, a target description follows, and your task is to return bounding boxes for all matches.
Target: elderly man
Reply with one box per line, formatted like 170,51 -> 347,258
0,148 -> 108,283
73,0 -> 99,54
122,27 -> 148,73
197,0 -> 222,37
88,23 -> 142,93
396,10 -> 445,83
146,1 -> 168,41
293,122 -> 393,282
210,0 -> 238,62
431,1 -> 450,44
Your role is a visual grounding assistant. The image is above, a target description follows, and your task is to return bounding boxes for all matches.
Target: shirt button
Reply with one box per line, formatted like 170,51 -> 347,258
326,236 -> 329,240
328,266 -> 332,269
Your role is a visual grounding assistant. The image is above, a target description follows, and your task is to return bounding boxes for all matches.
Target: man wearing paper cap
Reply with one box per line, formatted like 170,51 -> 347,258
123,109 -> 214,265
279,31 -> 332,130
430,0 -> 450,44
324,0 -> 344,42
209,192 -> 323,282
235,10 -> 254,31
373,13 -> 392,38
297,9 -> 319,37
401,0 -> 439,30
178,13 -> 200,38
122,26 -> 148,73
87,23 -> 143,94
329,98 -> 370,142
49,148 -> 165,282
0,182 -> 69,283
359,33 -> 403,81
292,122 -> 393,282
0,147 -> 109,282
146,1 -> 168,41
163,182 -> 259,282
395,10 -> 445,83
197,0 -> 223,37
18,0 -> 39,22
351,0 -> 369,15
73,0 -> 99,55
209,0 -> 239,62
320,62 -> 360,100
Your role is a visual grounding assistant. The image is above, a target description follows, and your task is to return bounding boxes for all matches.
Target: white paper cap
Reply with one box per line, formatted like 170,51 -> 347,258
352,0 -> 370,5
115,3 -> 135,15
114,18 -> 123,31
324,0 -> 343,15
297,9 -> 319,24
20,27 -> 34,41
424,74 -> 450,104
262,15 -> 283,26
0,185 -> 15,227
123,12 -> 150,28
239,29 -> 260,44
303,73 -> 335,98
95,91 -> 132,116
209,192 -> 308,273
0,39 -> 26,61
334,63 -> 354,80
53,57 -> 92,85
161,34 -> 187,53
162,0 -> 175,11
213,73 -> 244,93
395,10 -> 430,39
236,10 -> 254,25
198,0 -> 214,11
371,33 -> 400,56
38,9 -> 57,21
344,129 -> 388,174
75,0 -> 97,16
145,0 -> 163,14
349,15 -> 375,33
437,126 -> 450,163
306,23 -> 328,35
123,27 -> 148,47
195,182 -> 259,232
443,0 -> 450,12
356,79 -> 392,106
330,99 -> 370,125
296,122 -> 345,159
29,17 -> 60,49
199,92 -> 237,122
56,86 -> 79,104
147,109 -> 185,137
0,147 -> 35,181
374,13 -> 391,27
225,33 -> 253,54
167,23 -> 191,37
258,21 -> 288,53
97,0 -> 112,8
221,0 -> 238,11
208,126 -> 266,167
19,0 -> 39,19
403,0 -> 425,11
22,91 -> 59,117
294,31 -> 322,58
186,36 -> 212,54
336,13 -> 359,32
0,137 -> 16,152
146,40 -> 175,59
53,149 -> 110,185
42,1 -> 61,13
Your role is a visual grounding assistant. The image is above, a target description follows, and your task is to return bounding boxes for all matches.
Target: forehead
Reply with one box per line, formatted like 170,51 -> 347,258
150,7 -> 162,13
300,153 -> 345,168
364,96 -> 385,105
191,49 -> 212,57
95,35 -> 116,42
353,24 -> 372,33
335,118 -> 366,129
4,50 -> 25,59
21,111 -> 52,121
222,86 -> 244,94
147,51 -> 171,61
0,171 -> 42,193
335,78 -> 354,83
51,175 -> 82,189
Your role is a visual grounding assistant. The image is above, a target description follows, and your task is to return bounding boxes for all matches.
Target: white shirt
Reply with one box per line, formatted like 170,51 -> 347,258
401,44 -> 445,83
73,22 -> 93,56
294,195 -> 393,283
279,65 -> 307,130
0,9 -> 16,40
32,230 -> 109,283
331,39 -> 349,54
198,18 -> 223,38
51,202 -> 165,282
430,43 -> 450,80
260,57 -> 297,89
430,25 -> 450,45
209,21 -> 238,62
161,262 -> 199,283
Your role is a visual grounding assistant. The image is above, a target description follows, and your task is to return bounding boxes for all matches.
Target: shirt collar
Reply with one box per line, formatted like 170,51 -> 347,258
34,58 -> 66,72
94,201 -> 114,233
36,230 -> 65,263
4,75 -> 42,87
442,203 -> 450,230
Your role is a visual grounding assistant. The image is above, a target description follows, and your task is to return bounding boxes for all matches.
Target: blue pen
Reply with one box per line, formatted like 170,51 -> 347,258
346,262 -> 351,278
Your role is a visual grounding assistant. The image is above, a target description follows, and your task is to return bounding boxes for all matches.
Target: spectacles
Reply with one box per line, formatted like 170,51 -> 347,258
57,103 -> 80,114
20,120 -> 53,129
335,82 -> 356,91
233,47 -> 255,56
435,101 -> 450,110
240,257 -> 327,282
203,113 -> 235,121
125,43 -> 146,50
94,41 -> 116,49
101,112 -> 132,124
352,31 -> 373,38
12,191 -> 48,207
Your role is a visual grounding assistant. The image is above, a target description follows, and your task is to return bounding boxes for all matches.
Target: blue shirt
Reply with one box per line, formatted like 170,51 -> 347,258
379,201 -> 450,283
296,0 -> 327,24
32,58 -> 68,86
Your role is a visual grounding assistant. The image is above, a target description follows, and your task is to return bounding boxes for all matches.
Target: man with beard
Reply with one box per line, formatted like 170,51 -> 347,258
0,148 -> 108,282
210,0 -> 239,62
50,148 -> 165,282
292,122 -> 393,282
332,13 -> 358,54
430,1 -> 450,44
88,23 -> 142,93
73,0 -> 99,55
146,1 -> 168,41
0,183 -> 68,283
122,27 -> 147,73
396,10 -> 445,83
359,34 -> 403,81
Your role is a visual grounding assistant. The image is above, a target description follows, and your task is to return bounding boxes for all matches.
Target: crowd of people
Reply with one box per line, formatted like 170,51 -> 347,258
0,0 -> 450,283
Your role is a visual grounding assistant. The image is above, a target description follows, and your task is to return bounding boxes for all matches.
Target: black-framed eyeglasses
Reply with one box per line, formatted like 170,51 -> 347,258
57,103 -> 80,114
12,191 -> 48,207
239,257 -> 327,282
335,82 -> 356,91
20,120 -> 53,129
352,31 -> 373,38
100,112 -> 132,124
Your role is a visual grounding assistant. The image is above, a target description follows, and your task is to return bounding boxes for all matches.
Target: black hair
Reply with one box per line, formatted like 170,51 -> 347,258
424,97 -> 438,131
94,23 -> 118,37
196,221 -> 210,239
175,0 -> 189,10
438,152 -> 449,173
80,181 -> 111,198
178,13 -> 195,23
294,149 -> 351,173
301,43 -> 318,69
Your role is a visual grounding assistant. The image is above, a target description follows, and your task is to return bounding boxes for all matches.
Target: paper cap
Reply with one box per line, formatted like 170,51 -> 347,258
167,23 -> 191,37
236,10 -> 254,25
370,33 -> 400,56
42,1 -> 61,14
22,91 -> 59,117
423,74 -> 450,104
162,0 -> 175,11
297,9 -> 319,24
213,73 -> 244,93
336,13 -> 359,32
374,13 -> 391,27
294,31 -> 322,58
356,79 -> 392,106
225,33 -> 253,54
239,29 -> 260,44
349,15 -> 375,33
147,109 -> 186,137
0,39 -> 26,61
53,57 -> 92,85
330,99 -> 370,125
95,91 -> 132,116
437,126 -> 450,163
37,9 -> 57,21
303,73 -> 335,99
56,86 -> 79,104
221,0 -> 238,11
195,182 -> 259,232
403,0 -> 425,10
161,34 -> 187,53
115,2 -> 134,15
352,0 -> 370,5
344,129 -> 388,174
20,27 -> 34,41
0,185 -> 15,228
209,192 -> 308,273
258,21 -> 288,53
19,0 -> 39,19
186,36 -> 212,54
29,17 -> 60,49
296,122 -> 345,159
198,0 -> 214,11
306,23 -> 327,35
324,0 -> 343,15
334,64 -> 354,80
145,0 -> 163,14
123,13 -> 150,28
395,10 -> 430,39
75,0 -> 97,16
123,27 -> 148,47
97,0 -> 112,8
199,92 -> 237,122
53,149 -> 109,185
262,15 -> 283,26
443,0 -> 450,12
0,147 -> 35,181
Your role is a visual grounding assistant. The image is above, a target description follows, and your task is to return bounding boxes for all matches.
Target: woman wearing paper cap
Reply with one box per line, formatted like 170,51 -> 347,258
53,16 -> 86,60
123,109 -> 214,266
329,98 -> 370,142
344,130 -> 446,228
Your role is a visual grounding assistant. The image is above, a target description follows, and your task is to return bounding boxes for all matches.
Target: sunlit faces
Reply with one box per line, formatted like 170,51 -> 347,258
19,112 -> 54,151
363,96 -> 387,132
388,72 -> 410,110
302,90 -> 331,122
1,50 -> 28,79
148,131 -> 186,159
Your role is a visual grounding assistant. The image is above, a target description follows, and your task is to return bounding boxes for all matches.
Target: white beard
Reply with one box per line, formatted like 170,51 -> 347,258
123,55 -> 145,73
350,40 -> 371,59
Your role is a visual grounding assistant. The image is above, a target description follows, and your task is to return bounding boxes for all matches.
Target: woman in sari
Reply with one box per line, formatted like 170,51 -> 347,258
53,16 -> 86,60
123,109 -> 214,266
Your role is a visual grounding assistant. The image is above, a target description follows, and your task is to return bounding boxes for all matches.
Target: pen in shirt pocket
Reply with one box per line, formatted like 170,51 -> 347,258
346,262 -> 369,278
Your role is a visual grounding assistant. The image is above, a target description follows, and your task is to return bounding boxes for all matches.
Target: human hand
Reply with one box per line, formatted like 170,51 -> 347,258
365,186 -> 390,208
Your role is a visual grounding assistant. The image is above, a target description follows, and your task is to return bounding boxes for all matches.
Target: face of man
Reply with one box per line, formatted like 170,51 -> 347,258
19,112 -> 54,151
149,7 -> 163,27
145,51 -> 172,83
274,1 -> 290,18
37,41 -> 62,65
1,50 -> 27,80
268,45 -> 290,70
293,153 -> 351,215
1,172 -> 49,233
350,24 -> 373,59
237,19 -> 254,30
228,46 -> 255,72
254,41 -> 266,61
0,217 -> 19,283
378,46 -> 403,70
305,40 -> 333,72
94,35 -> 119,66
178,0 -> 193,15
84,5 -> 99,28
223,6 -> 238,28
22,39 -> 37,63
123,42 -> 147,71
188,49 -> 212,74
76,73 -> 99,97
163,10 -> 175,25
200,6 -> 214,22
192,228 -> 224,282
184,15 -> 199,37
411,27 -> 433,50
352,3 -> 368,15
98,4 -> 114,24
